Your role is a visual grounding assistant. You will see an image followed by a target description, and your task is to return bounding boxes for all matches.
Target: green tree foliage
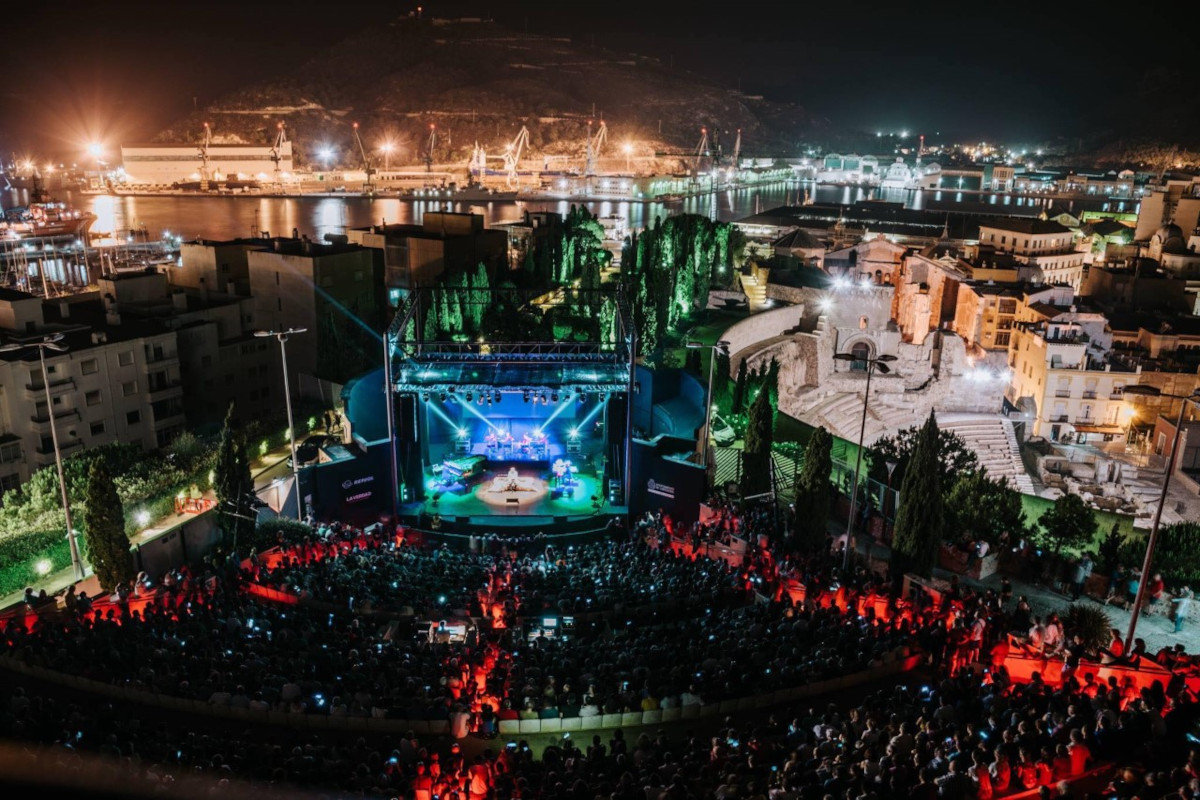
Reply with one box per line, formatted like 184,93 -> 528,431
732,359 -> 748,414
869,424 -> 979,487
82,461 -> 134,592
713,347 -> 731,409
742,387 -> 775,496
945,470 -> 1027,546
1062,604 -> 1113,654
1129,522 -> 1200,584
213,403 -> 255,549
685,347 -> 702,374
793,427 -> 833,551
891,412 -> 946,578
619,214 -> 741,358
1097,522 -> 1126,575
1037,493 -> 1099,554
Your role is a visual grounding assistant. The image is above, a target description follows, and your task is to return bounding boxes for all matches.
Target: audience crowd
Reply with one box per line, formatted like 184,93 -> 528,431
1,505 -> 1199,798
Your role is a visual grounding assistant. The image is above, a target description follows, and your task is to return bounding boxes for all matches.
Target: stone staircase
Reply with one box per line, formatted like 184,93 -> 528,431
739,272 -> 769,312
936,413 -> 1036,494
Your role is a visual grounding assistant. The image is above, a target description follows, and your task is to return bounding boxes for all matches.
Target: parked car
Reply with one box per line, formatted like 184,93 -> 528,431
710,413 -> 737,446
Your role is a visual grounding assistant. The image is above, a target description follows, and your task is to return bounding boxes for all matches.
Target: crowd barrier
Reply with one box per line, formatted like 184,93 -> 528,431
1001,651 -> 1175,693
0,648 -> 923,738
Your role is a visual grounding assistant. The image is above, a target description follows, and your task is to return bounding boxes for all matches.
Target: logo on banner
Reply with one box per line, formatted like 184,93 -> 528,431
341,476 -> 374,490
647,478 -> 675,499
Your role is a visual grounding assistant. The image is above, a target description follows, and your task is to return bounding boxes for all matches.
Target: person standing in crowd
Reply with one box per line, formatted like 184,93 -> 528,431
1174,586 -> 1194,633
1070,554 -> 1093,601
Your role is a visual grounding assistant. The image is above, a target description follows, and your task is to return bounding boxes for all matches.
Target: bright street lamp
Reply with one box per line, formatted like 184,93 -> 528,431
379,141 -> 395,171
255,328 -> 308,521
832,350 -> 898,570
1120,384 -> 1200,652
0,333 -> 85,579
685,339 -> 730,474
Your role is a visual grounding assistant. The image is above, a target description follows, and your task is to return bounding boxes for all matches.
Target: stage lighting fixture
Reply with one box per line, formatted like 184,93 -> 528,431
551,392 -> 559,403
422,392 -> 430,402
439,393 -> 447,402
494,391 -> 501,403
523,390 -> 530,403
541,392 -> 548,403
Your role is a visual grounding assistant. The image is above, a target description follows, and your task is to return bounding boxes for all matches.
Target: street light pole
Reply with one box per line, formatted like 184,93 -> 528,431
1121,385 -> 1200,653
832,351 -> 897,571
0,334 -> 84,579
687,339 -> 730,475
255,328 -> 308,521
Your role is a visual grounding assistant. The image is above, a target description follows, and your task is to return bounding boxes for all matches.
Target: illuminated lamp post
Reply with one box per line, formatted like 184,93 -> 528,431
1120,385 -> 1200,653
685,339 -> 730,475
255,328 -> 308,520
832,350 -> 897,570
0,334 -> 85,579
380,141 -> 395,171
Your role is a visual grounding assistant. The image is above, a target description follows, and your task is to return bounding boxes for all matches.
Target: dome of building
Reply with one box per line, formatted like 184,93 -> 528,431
1154,223 -> 1187,253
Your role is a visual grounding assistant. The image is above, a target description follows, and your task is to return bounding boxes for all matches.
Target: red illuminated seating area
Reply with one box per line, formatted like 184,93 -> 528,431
0,513 -> 1196,798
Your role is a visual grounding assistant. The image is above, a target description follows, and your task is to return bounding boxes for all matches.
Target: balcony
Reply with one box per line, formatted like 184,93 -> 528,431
1049,414 -> 1070,423
1082,391 -> 1097,399
151,413 -> 186,430
1054,390 -> 1071,398
145,381 -> 184,403
34,438 -> 84,457
1110,391 -> 1124,399
23,377 -> 76,400
30,408 -> 80,426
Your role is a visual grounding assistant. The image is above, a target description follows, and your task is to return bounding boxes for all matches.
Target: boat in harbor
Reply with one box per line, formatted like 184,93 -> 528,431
1,202 -> 95,241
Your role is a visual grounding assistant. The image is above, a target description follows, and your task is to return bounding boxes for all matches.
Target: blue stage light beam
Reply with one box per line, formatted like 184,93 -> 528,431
455,395 -> 503,432
572,396 -> 609,434
537,395 -> 576,432
425,400 -> 463,433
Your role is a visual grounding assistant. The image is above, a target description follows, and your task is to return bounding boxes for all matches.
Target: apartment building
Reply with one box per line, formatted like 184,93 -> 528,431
0,288 -> 182,492
976,218 -> 1085,291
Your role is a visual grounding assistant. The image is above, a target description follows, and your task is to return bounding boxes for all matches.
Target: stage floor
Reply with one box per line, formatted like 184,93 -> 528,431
423,468 -> 604,519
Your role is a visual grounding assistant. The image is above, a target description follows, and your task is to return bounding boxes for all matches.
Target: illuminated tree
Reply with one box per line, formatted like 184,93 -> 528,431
742,387 -> 775,496
82,461 -> 134,592
213,402 -> 255,550
891,411 -> 945,578
793,427 -> 833,551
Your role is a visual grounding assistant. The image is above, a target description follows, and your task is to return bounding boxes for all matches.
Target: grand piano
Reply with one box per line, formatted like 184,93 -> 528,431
440,455 -> 486,485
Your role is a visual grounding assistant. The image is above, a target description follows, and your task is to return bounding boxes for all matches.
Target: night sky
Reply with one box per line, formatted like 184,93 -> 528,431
2,0 -> 1199,158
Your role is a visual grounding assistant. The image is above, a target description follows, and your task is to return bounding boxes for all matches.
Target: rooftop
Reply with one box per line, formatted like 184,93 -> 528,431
978,218 -> 1071,235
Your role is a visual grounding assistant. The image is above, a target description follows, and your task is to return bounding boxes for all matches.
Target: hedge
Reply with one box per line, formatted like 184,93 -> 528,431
0,529 -> 81,599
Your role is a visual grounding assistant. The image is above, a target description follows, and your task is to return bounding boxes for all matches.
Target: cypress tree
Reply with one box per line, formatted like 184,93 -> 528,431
713,347 -> 731,409
82,461 -> 134,591
742,387 -> 775,496
794,427 -> 833,551
213,402 -> 255,550
732,359 -> 748,414
891,411 -> 945,578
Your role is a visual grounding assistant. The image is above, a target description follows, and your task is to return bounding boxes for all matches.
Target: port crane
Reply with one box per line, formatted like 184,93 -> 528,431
197,122 -> 212,190
269,122 -> 288,188
584,120 -> 607,176
502,125 -> 530,188
425,124 -> 437,172
692,127 -> 710,177
352,122 -> 376,195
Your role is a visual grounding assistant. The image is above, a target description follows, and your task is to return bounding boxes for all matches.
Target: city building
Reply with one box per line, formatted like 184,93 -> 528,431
0,287 -> 182,491
119,141 -> 294,186
346,212 -> 507,294
953,281 -> 1023,355
1082,259 -> 1191,313
95,270 -> 272,428
173,235 -> 386,394
976,218 -> 1085,291
247,237 -> 386,392
1005,314 -> 1136,443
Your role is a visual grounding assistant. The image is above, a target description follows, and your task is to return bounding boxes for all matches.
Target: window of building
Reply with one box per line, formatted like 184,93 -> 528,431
85,390 -> 101,406
90,421 -> 106,436
275,271 -> 280,285
46,364 -> 57,375
118,351 -> 134,366
122,381 -> 137,397
0,443 -> 20,463
126,410 -> 141,425
859,315 -> 869,330
81,358 -> 98,375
